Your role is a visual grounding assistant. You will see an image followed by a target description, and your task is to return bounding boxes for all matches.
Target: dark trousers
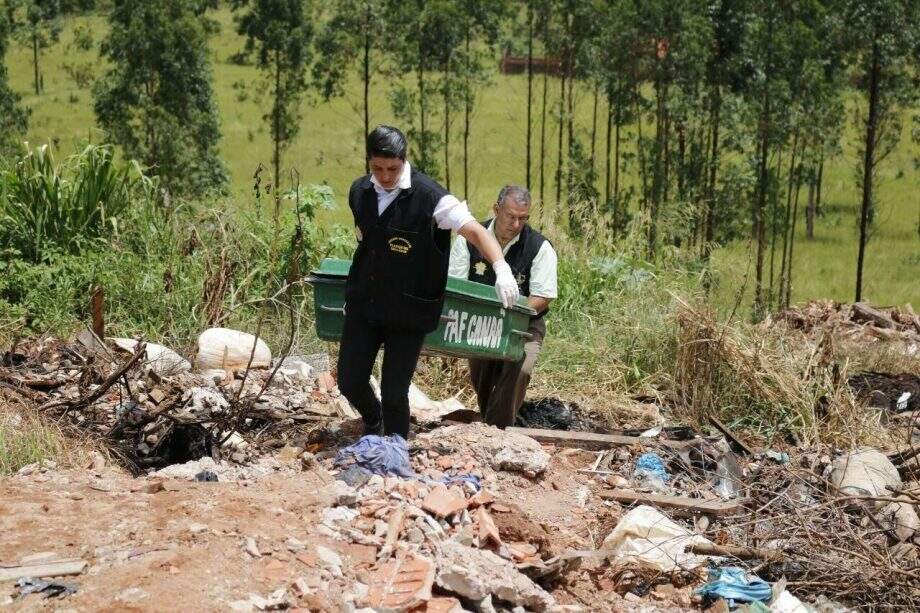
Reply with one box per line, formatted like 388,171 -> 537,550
469,317 -> 546,428
336,310 -> 426,439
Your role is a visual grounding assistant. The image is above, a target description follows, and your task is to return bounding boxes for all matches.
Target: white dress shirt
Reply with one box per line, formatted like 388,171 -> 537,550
448,221 -> 558,299
370,161 -> 475,232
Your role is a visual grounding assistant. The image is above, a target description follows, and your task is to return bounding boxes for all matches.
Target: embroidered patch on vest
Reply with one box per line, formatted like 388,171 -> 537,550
515,271 -> 526,287
473,261 -> 487,276
388,237 -> 412,254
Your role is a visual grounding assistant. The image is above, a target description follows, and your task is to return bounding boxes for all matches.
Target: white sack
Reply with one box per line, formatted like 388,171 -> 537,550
195,328 -> 272,372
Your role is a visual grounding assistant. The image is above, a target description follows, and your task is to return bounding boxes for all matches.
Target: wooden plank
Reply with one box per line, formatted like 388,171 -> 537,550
0,559 -> 87,583
708,417 -> 756,456
508,427 -> 699,451
852,302 -> 897,329
598,489 -> 746,517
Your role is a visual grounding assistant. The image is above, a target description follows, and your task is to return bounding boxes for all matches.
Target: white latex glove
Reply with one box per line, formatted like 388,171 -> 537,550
492,260 -> 520,308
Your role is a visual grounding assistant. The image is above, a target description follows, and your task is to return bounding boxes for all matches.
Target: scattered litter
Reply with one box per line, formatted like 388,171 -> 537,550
771,590 -> 809,613
765,450 -> 790,464
601,504 -> 711,571
408,384 -> 467,425
515,397 -> 576,430
633,452 -> 669,491
695,566 -> 772,607
15,577 -> 78,599
829,448 -> 901,499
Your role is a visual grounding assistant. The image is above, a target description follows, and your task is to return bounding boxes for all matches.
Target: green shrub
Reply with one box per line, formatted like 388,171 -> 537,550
0,143 -> 155,262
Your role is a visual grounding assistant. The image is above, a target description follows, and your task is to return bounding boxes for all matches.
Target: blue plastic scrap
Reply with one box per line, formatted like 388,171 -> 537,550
439,474 -> 481,491
334,434 -> 416,478
634,452 -> 670,482
696,566 -> 772,606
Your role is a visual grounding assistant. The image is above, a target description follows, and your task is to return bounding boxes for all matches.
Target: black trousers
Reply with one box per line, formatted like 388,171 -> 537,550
336,310 -> 426,439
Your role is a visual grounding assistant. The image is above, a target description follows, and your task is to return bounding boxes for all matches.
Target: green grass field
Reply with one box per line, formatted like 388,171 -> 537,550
5,8 -> 918,309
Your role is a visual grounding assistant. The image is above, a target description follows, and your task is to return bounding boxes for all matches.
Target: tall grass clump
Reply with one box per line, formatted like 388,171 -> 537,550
0,143 -> 154,262
673,302 -> 885,447
0,408 -> 92,475
522,203 -> 708,404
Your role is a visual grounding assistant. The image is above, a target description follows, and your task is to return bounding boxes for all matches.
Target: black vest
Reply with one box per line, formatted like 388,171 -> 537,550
344,170 -> 451,333
467,219 -> 549,317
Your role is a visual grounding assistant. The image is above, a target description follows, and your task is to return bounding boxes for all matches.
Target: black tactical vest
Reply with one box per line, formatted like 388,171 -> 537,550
344,169 -> 451,333
467,219 -> 549,317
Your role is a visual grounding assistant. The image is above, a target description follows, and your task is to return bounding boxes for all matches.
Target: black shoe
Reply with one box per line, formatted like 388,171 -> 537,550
362,421 -> 382,437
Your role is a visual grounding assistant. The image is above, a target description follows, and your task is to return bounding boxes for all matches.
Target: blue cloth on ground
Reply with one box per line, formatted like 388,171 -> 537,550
439,474 -> 481,491
334,435 -> 482,489
634,452 -> 670,482
334,434 -> 416,478
696,566 -> 772,606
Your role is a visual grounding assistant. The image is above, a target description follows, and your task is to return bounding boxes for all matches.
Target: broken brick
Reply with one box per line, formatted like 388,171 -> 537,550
421,485 -> 467,519
467,488 -> 495,508
476,507 -> 502,548
366,553 -> 435,610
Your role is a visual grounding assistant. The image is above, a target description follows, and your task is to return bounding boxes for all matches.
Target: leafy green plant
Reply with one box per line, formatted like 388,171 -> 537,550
0,143 -> 154,262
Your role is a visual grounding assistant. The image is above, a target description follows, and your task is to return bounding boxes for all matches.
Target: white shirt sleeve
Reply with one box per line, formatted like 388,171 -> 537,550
528,241 -> 558,299
433,194 -> 476,231
448,234 -> 471,278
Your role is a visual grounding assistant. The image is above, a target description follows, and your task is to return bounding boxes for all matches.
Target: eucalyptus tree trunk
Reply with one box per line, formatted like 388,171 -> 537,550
856,38 -> 881,303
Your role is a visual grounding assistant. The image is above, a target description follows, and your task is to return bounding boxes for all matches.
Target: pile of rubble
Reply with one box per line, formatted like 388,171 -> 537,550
0,328 -> 357,470
4,323 -> 920,610
771,299 -> 920,350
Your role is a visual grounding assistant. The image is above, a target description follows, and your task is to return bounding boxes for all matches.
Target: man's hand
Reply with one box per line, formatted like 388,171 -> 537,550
493,260 -> 520,308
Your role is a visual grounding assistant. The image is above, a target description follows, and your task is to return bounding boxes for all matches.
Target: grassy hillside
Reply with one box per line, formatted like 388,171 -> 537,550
4,8 -> 918,309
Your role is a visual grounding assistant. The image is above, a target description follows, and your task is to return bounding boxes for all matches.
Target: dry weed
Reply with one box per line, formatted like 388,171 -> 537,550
0,394 -> 100,474
673,302 -> 887,448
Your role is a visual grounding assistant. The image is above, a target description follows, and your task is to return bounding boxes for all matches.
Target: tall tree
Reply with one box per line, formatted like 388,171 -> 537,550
844,0 -> 919,302
233,0 -> 314,220
591,0 -> 639,228
0,7 -> 29,155
525,0 -> 534,190
312,0 -> 384,172
94,0 -> 228,198
14,0 -> 63,95
700,0 -> 748,260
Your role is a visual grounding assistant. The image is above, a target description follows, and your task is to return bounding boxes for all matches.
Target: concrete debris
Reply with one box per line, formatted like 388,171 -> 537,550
434,540 -> 555,611
316,480 -> 358,507
277,356 -> 315,384
493,442 -> 551,476
315,545 -> 344,577
184,387 -> 230,417
418,423 -> 550,476
110,338 -> 191,375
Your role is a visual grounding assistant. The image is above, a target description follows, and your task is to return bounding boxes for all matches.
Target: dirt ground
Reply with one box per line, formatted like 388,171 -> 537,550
1,464 -> 340,611
0,428 -> 700,612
